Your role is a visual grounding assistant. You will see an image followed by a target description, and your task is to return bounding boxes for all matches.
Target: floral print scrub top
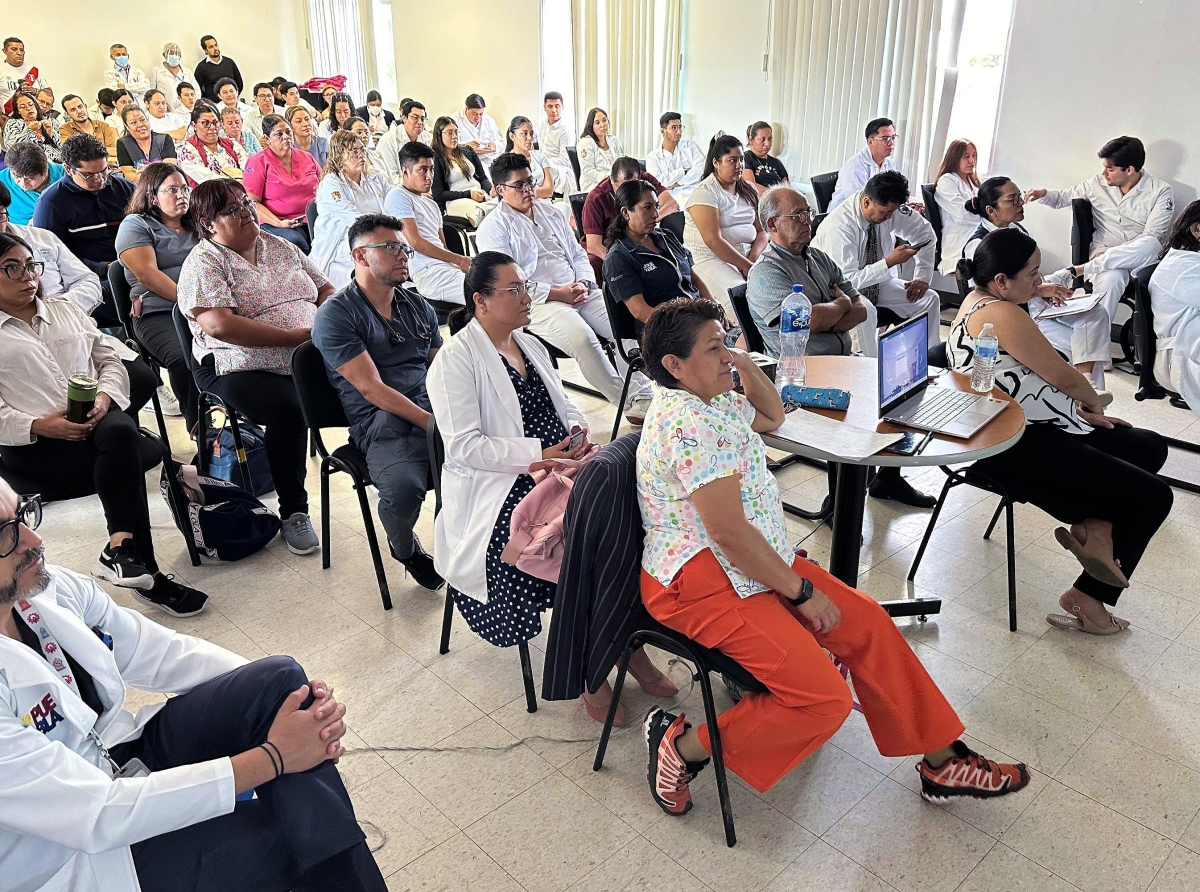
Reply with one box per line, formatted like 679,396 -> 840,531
637,384 -> 791,597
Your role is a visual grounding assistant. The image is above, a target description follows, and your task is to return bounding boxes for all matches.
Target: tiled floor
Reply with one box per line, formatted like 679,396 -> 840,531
41,356 -> 1200,892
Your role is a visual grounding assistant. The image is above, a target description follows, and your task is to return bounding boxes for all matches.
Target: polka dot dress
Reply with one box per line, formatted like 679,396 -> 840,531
449,352 -> 569,647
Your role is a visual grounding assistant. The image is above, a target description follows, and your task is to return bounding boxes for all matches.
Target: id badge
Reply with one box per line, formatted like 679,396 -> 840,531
115,757 -> 151,779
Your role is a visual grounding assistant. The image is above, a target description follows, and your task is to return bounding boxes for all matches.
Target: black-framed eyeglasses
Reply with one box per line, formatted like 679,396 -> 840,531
498,178 -> 536,193
0,260 -> 44,280
0,495 -> 42,559
71,168 -> 110,184
358,241 -> 416,259
213,197 -> 257,219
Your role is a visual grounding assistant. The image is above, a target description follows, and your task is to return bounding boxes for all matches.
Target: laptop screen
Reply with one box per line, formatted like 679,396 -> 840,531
878,314 -> 929,414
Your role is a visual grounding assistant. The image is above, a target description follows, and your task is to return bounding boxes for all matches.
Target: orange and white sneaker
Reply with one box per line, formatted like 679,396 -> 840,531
917,740 -> 1030,802
644,707 -> 708,816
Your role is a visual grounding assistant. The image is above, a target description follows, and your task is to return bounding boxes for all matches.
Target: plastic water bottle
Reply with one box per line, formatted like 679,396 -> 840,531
777,285 -> 812,388
971,322 -> 1000,393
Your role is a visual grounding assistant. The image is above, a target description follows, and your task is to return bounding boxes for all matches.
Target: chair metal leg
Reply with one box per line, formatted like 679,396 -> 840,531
518,641 -> 537,713
983,499 -> 1005,540
908,475 -> 955,581
309,431 -> 317,458
593,644 -> 634,771
196,399 -> 211,475
1005,500 -> 1018,632
148,381 -> 172,453
357,479 -> 393,611
697,663 -> 737,847
611,365 -> 636,441
224,410 -> 252,493
320,461 -> 332,571
439,589 -> 454,654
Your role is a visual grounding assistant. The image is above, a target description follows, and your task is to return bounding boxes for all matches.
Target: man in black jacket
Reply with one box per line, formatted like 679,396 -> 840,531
192,35 -> 243,102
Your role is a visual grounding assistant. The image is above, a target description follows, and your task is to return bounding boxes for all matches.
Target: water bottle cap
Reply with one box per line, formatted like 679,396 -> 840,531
792,284 -> 804,293
980,322 -> 995,334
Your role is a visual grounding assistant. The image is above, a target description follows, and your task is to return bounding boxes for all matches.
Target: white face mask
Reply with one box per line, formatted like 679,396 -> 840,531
368,106 -> 382,116
166,53 -> 181,66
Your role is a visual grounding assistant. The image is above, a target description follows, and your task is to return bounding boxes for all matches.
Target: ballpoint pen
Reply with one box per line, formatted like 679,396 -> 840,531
914,430 -> 936,454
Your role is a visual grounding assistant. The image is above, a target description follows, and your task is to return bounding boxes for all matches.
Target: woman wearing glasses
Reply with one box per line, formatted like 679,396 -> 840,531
310,130 -> 389,288
177,180 -> 336,556
176,104 -> 248,187
243,115 -> 320,253
0,231 -> 209,615
115,163 -> 201,429
962,176 -> 1111,391
428,251 -> 675,720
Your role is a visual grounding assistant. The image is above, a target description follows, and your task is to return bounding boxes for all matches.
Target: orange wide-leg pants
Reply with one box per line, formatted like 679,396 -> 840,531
640,549 -> 965,793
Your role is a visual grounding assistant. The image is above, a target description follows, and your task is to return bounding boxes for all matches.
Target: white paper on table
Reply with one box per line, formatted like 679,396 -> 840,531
769,409 -> 904,461
1033,293 -> 1102,321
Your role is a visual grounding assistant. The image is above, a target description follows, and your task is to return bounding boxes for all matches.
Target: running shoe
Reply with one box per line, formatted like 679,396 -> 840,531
916,740 -> 1030,802
644,707 -> 708,816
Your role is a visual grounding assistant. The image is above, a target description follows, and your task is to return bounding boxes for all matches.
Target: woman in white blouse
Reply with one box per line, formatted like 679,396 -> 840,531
576,107 -> 623,193
934,138 -> 982,275
1149,200 -> 1200,412
310,130 -> 390,287
683,134 -> 766,311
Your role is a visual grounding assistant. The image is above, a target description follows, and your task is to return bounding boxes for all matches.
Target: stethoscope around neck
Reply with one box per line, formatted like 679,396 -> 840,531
356,281 -> 431,345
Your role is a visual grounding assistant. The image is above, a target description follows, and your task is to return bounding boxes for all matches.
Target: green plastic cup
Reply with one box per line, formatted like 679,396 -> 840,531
66,374 -> 99,424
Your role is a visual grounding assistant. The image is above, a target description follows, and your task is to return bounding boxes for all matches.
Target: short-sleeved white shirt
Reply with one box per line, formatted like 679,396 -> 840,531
636,384 -> 790,596
683,175 -> 758,267
384,187 -> 444,275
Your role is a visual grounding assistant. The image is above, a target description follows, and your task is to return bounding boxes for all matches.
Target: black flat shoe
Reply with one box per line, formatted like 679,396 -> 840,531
868,474 -> 937,509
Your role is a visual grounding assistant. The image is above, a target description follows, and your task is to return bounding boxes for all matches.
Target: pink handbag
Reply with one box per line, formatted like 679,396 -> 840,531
500,447 -> 599,582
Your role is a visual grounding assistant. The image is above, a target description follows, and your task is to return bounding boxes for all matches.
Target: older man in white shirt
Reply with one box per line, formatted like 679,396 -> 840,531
829,117 -> 898,211
456,93 -> 502,170
646,111 -> 705,206
1026,135 -> 1174,324
102,45 -> 151,103
812,170 -> 939,357
476,152 -> 626,404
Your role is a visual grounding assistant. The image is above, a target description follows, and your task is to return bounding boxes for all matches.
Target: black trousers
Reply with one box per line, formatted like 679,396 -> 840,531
123,356 -> 159,420
132,311 -> 200,429
0,408 -> 158,570
125,656 -> 386,892
972,423 -> 1173,605
196,355 -> 309,518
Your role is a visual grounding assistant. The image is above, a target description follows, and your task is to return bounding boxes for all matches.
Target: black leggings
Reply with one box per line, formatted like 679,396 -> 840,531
123,356 -> 159,420
132,311 -> 200,430
0,409 -> 157,570
197,355 -> 309,518
972,423 -> 1173,605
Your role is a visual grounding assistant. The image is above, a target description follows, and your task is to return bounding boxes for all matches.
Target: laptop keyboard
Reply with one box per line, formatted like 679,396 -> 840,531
905,388 -> 980,428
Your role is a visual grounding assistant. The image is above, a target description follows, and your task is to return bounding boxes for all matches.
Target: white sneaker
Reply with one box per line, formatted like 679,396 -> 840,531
623,392 -> 653,427
156,384 -> 182,416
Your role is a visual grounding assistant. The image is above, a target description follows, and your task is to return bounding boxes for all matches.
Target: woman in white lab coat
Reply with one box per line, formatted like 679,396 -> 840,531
310,129 -> 389,287
427,251 -> 674,723
1149,199 -> 1200,414
576,107 -> 624,193
934,138 -> 982,275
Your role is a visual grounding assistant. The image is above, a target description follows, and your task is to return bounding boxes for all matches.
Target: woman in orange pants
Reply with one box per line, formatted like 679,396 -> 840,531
635,298 -> 1030,815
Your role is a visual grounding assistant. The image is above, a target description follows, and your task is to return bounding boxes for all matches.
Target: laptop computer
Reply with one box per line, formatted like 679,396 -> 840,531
877,314 -> 1007,439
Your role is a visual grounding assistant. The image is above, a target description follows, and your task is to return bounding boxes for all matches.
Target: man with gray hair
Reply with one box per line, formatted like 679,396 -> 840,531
746,185 -> 866,358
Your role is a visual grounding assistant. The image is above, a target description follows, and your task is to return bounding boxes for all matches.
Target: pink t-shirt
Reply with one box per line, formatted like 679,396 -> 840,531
243,147 -> 321,219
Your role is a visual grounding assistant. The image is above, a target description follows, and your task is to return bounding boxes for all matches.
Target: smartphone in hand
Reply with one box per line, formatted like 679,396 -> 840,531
568,428 -> 586,450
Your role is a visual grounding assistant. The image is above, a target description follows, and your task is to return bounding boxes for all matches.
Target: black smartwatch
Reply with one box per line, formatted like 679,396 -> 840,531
791,578 -> 814,605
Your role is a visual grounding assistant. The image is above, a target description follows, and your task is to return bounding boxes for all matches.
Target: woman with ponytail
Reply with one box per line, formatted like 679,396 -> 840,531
949,228 -> 1171,635
961,176 -> 1111,390
428,251 -> 675,721
933,138 -> 981,274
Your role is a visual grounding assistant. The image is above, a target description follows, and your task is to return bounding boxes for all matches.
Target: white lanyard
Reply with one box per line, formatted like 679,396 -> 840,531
15,597 -> 79,696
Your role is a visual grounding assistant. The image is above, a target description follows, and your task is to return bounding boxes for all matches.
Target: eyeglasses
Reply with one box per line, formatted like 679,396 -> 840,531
1000,193 -> 1025,206
1,260 -> 44,280
347,147 -> 367,159
194,118 -> 219,128
871,135 -> 899,144
498,178 -> 536,193
213,197 -> 257,219
0,495 -> 42,559
71,168 -> 110,184
486,281 -> 532,297
407,114 -> 427,124
777,211 -> 813,223
158,185 -> 190,197
359,241 -> 416,258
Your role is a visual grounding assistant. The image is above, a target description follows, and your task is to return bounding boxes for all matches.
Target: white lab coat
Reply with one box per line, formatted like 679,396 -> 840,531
148,64 -> 190,111
1149,248 -> 1200,414
427,319 -> 587,600
455,112 -> 503,169
375,126 -> 433,187
830,146 -> 897,210
475,198 -> 596,304
1037,172 -> 1174,254
11,223 -> 103,315
0,566 -> 246,892
576,134 -> 624,193
103,64 -> 153,102
309,171 -> 390,288
811,189 -> 936,292
646,140 -> 705,204
934,173 -> 979,275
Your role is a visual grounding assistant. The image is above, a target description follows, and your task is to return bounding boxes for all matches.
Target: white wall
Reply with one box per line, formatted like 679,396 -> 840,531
14,0 -> 310,107
993,0 -> 1200,268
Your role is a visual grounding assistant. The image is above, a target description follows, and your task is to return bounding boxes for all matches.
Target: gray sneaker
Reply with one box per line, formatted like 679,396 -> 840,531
281,512 -> 320,555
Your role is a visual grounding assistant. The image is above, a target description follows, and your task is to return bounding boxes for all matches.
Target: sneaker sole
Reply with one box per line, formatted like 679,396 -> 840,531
919,767 -> 1030,803
130,588 -> 208,618
92,562 -> 156,591
284,539 -> 321,556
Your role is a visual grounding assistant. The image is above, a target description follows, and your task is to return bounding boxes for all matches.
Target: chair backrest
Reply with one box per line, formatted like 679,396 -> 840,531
727,284 -> 766,354
928,340 -> 949,369
810,170 -> 839,214
172,305 -> 202,378
442,218 -> 471,257
426,413 -> 446,514
289,339 -> 350,447
1133,262 -> 1160,381
305,200 -> 318,233
569,192 -> 587,236
1070,198 -> 1095,268
920,183 -> 943,269
599,281 -> 639,362
566,145 -> 581,185
660,210 -> 685,242
809,212 -> 827,238
106,260 -> 136,344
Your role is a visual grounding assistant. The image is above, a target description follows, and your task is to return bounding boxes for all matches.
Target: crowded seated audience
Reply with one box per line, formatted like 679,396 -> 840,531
383,141 -> 472,305
430,115 -> 496,225
59,92 -> 119,165
647,112 -> 705,204
742,121 -> 789,196
176,179 -> 335,555
312,214 -> 444,588
176,104 -> 249,185
830,117 -> 899,210
950,228 -> 1171,633
311,129 -> 390,287
5,91 -> 63,162
1149,200 -> 1200,409
456,93 -> 502,169
683,134 -> 767,310
933,138 -> 982,275
582,156 -> 679,277
243,114 -> 320,252
115,105 -> 177,181
576,107 -> 624,193
317,91 -> 355,139
0,143 -> 64,226
285,104 -> 328,168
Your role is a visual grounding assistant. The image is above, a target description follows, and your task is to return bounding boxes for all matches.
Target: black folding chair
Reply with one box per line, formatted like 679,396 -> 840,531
1071,198 -> 1137,365
304,200 -> 318,235
920,183 -> 943,272
809,212 -> 827,238
566,146 -> 581,187
600,283 -> 644,440
107,261 -> 172,449
810,170 -> 839,214
1132,262 -> 1170,402
427,416 -> 538,713
727,283 -> 765,353
290,340 -> 394,611
660,210 -> 685,242
569,192 -> 587,237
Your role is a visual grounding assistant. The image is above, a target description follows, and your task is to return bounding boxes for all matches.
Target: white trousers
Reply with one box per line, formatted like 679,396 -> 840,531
853,277 -> 941,357
1082,234 -> 1162,322
412,262 -> 466,305
528,289 -> 626,403
1031,267 -> 1110,369
692,258 -> 747,315
445,197 -> 500,227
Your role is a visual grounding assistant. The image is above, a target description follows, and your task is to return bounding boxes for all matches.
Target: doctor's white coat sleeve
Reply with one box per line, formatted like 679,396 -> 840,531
1142,183 -> 1176,244
1037,179 -> 1091,210
47,232 -> 104,315
890,206 -> 936,282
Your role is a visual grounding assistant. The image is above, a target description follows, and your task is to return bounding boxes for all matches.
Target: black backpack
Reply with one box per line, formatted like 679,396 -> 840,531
160,455 -> 281,562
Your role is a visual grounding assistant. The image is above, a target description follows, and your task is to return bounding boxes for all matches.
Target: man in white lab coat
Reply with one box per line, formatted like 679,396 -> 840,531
1026,135 -> 1174,324
646,111 -> 705,206
102,44 -> 152,103
535,90 -> 578,191
0,479 -> 387,892
829,117 -> 898,210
